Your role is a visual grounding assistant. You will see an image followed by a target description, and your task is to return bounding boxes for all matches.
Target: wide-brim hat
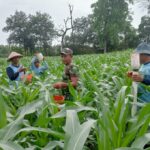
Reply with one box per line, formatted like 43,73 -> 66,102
7,52 -> 23,61
135,42 -> 150,54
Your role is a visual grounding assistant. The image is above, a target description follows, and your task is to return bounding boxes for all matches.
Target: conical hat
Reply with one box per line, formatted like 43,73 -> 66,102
7,52 -> 23,61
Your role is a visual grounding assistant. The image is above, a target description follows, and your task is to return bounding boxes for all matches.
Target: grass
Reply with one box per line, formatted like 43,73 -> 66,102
0,50 -> 150,150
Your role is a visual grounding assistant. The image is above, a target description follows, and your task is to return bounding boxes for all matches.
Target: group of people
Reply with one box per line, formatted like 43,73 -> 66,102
6,51 -> 49,80
6,48 -> 79,101
5,43 -> 150,103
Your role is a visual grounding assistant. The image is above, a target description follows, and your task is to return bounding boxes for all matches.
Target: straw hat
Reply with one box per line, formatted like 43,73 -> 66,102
7,52 -> 23,61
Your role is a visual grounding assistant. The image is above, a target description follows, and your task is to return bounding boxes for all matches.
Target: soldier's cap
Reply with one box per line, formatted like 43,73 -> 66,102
135,42 -> 150,55
60,48 -> 73,55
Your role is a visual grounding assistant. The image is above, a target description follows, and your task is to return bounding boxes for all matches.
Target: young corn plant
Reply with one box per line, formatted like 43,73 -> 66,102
0,50 -> 150,149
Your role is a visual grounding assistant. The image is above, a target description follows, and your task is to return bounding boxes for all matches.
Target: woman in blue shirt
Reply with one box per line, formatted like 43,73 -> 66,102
31,55 -> 49,76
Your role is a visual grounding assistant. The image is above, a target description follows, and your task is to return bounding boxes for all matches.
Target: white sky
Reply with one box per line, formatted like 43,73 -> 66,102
0,0 -> 148,45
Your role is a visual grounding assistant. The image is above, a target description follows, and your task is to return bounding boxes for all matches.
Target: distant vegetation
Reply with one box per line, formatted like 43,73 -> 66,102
1,0 -> 150,56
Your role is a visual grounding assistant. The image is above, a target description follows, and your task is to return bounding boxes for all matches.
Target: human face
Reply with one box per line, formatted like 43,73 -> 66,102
140,54 -> 150,64
34,62 -> 40,68
61,54 -> 72,65
11,57 -> 20,65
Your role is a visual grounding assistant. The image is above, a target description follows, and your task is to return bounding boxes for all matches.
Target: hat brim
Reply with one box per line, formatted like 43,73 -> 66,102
60,52 -> 73,55
7,55 -> 23,61
60,52 -> 67,55
135,50 -> 150,55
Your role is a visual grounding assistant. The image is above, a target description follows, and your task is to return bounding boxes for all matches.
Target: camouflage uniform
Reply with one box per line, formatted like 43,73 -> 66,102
62,63 -> 79,101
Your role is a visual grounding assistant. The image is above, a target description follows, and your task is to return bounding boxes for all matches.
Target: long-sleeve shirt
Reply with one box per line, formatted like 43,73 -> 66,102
6,66 -> 19,81
30,57 -> 49,75
138,62 -> 150,102
142,75 -> 150,85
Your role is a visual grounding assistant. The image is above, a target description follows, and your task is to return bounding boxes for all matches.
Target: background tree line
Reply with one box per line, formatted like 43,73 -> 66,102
1,0 -> 150,56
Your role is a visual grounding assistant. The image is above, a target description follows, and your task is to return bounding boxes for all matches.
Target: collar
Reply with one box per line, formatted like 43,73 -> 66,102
11,64 -> 20,68
144,62 -> 150,65
65,63 -> 72,67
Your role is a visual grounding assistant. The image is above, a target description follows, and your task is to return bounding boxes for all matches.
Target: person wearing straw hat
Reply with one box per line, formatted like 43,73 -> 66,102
53,48 -> 79,101
127,42 -> 150,102
6,52 -> 26,81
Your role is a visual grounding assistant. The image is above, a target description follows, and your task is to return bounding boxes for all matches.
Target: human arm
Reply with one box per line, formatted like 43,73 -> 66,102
40,60 -> 49,72
53,76 -> 78,89
6,67 -> 26,80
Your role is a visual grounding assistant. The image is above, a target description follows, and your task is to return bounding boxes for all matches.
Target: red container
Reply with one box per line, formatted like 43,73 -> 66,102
53,95 -> 65,104
21,74 -> 33,83
26,74 -> 33,82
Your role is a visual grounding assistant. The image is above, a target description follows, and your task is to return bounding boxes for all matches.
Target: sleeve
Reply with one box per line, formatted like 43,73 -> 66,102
6,67 -> 19,81
40,61 -> 49,72
31,56 -> 37,70
69,65 -> 79,77
31,56 -> 36,63
142,75 -> 150,85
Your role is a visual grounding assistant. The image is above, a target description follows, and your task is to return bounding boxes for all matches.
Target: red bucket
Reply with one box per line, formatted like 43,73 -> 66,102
26,74 -> 33,82
21,74 -> 33,84
53,95 -> 65,104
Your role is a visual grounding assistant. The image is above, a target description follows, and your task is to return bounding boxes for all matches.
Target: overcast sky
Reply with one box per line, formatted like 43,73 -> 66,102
0,0 -> 147,45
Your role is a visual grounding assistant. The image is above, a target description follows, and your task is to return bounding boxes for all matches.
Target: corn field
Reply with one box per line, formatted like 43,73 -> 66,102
0,50 -> 150,150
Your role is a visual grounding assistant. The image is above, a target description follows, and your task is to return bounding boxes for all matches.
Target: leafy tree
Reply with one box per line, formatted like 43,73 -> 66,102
118,21 -> 139,49
29,12 -> 55,55
91,0 -> 134,53
138,16 -> 150,43
65,16 -> 98,46
64,16 -> 100,54
3,11 -> 30,54
3,11 -> 55,55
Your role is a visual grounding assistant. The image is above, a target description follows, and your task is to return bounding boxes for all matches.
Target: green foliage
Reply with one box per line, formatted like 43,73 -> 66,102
91,0 -> 137,52
3,11 -> 55,55
64,110 -> 95,150
138,16 -> 150,43
0,50 -> 150,149
2,1 -> 142,55
0,93 -> 7,128
0,45 -> 11,57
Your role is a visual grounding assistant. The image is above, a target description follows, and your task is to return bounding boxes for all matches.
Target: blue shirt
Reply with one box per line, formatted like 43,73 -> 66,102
6,64 -> 25,81
30,57 -> 49,75
138,62 -> 150,102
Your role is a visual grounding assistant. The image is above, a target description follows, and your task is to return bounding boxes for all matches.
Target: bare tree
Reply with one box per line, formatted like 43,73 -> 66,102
69,4 -> 74,38
57,4 -> 74,50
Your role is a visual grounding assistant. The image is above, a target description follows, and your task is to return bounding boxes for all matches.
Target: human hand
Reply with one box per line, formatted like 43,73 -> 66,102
127,71 -> 133,78
18,67 -> 27,73
131,72 -> 144,82
53,82 -> 66,89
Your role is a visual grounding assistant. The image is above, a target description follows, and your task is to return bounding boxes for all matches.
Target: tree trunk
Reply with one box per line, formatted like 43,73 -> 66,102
104,40 -> 107,53
61,35 -> 65,51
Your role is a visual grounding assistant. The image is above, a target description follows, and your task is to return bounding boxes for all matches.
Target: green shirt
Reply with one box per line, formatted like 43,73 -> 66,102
62,64 -> 79,100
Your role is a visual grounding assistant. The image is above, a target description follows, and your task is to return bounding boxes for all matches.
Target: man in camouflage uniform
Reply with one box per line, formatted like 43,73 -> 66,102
53,48 -> 79,101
